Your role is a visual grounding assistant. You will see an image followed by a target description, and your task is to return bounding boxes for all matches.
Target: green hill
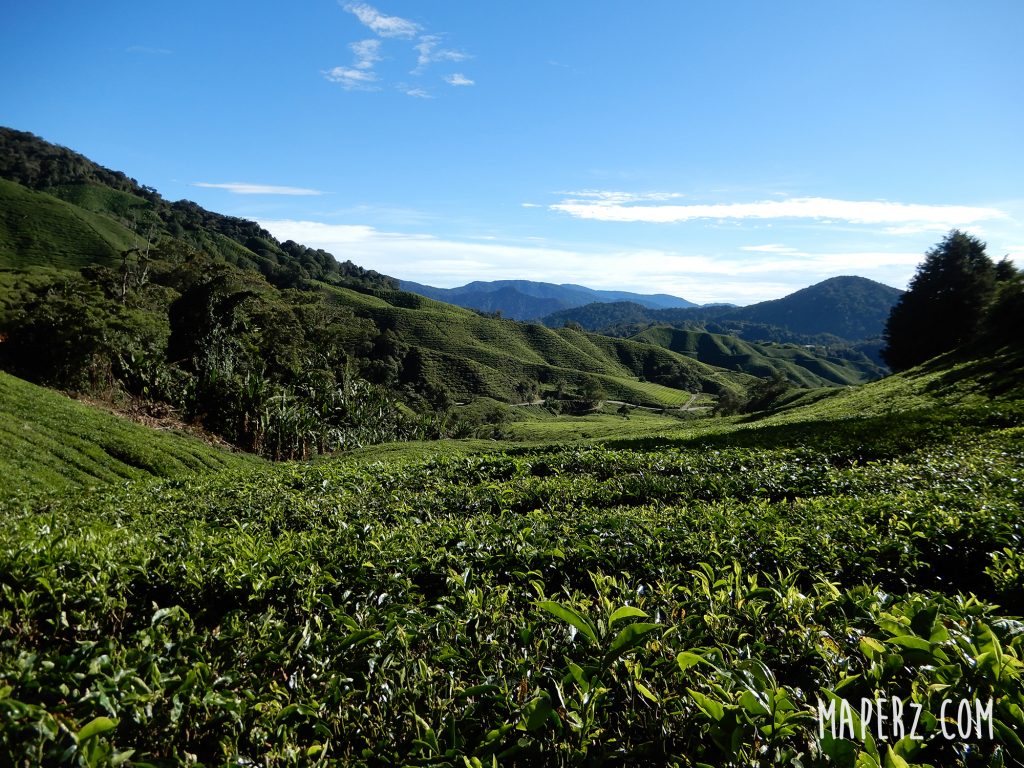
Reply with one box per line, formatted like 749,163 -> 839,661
630,325 -> 886,386
0,370 -> 261,499
542,276 -> 903,344
0,178 -> 137,271
319,283 -> 754,405
0,126 -> 750,414
0,127 -> 395,290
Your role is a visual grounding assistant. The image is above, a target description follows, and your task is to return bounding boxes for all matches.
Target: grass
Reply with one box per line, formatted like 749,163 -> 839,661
0,371 -> 261,500
0,179 -> 135,271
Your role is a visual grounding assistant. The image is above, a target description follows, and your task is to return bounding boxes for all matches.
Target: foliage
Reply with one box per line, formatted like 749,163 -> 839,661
1,401 -> 1023,765
0,126 -> 396,292
542,276 -> 903,343
882,231 -> 999,371
0,371 -> 259,500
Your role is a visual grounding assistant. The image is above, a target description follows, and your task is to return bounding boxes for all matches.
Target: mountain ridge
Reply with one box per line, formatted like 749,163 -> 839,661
541,275 -> 903,343
399,278 -> 698,320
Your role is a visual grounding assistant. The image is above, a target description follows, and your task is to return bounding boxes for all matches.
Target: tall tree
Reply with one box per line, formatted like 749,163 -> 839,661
882,230 -> 996,371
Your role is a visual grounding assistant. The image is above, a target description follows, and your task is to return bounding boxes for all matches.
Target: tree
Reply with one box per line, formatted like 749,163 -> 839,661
882,230 -> 996,371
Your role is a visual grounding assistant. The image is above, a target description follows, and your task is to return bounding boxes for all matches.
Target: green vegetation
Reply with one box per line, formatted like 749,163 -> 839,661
2,130 -> 1024,766
542,276 -> 903,343
0,128 -> 395,291
630,326 -> 885,387
883,230 -> 1023,371
2,370 -> 1023,765
0,179 -> 135,271
0,371 -> 259,500
315,283 -> 751,407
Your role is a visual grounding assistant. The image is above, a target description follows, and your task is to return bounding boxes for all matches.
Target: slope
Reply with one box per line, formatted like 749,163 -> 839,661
0,370 -> 261,499
631,326 -> 886,386
320,283 -> 753,405
542,276 -> 903,343
400,279 -> 696,320
0,126 -> 394,290
0,178 -> 137,271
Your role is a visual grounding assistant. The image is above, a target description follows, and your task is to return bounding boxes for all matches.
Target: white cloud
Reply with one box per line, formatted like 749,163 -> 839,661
192,183 -> 324,196
521,203 -> 542,208
257,218 -> 921,303
414,35 -> 469,72
551,194 -> 1008,228
556,190 -> 687,205
350,39 -> 382,70
740,244 -> 804,254
343,2 -> 420,38
444,73 -> 474,86
323,66 -> 379,89
331,7 -> 472,95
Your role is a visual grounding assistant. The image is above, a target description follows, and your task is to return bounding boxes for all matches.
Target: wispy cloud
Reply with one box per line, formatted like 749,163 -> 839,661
322,39 -> 384,89
323,66 -> 379,89
401,86 -> 433,99
193,183 -> 324,196
343,2 -> 420,38
551,194 -> 1008,228
557,190 -> 687,205
444,73 -> 474,86
327,4 -> 472,95
350,39 -> 382,70
415,35 -> 469,72
740,244 -> 804,254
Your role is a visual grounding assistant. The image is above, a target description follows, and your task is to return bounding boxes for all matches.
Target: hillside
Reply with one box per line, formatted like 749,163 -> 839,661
0,128 -> 742,413
319,282 -> 754,405
0,127 -> 904,465
3,345 -> 1022,765
542,275 -> 903,343
0,370 -> 260,499
0,126 -> 394,290
400,278 -> 697,320
630,325 -> 886,386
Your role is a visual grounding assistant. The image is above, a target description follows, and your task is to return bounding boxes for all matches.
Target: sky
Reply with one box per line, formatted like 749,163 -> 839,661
2,1 -> 1023,304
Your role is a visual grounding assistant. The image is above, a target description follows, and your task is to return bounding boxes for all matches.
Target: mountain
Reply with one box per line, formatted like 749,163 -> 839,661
315,283 -> 753,404
723,276 -> 904,339
0,126 -> 394,290
542,276 -> 903,343
399,278 -> 697,320
630,326 -> 887,387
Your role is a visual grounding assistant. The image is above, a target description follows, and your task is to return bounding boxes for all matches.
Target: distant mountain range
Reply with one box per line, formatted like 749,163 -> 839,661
540,276 -> 904,343
399,279 -> 698,321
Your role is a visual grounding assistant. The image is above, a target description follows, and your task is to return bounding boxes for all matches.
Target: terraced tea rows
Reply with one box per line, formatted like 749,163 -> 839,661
2,404 -> 1022,766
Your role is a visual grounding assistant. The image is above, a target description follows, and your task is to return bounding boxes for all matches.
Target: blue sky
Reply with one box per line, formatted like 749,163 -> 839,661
2,1 -> 1022,304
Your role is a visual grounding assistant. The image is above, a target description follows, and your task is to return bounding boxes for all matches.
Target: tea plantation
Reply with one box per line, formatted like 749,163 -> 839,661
2,355 -> 1023,767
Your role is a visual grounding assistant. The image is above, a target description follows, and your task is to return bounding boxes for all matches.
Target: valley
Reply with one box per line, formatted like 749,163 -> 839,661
0,128 -> 1022,767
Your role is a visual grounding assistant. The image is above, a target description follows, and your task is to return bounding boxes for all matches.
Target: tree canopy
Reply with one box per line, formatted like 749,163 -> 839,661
882,230 -> 997,371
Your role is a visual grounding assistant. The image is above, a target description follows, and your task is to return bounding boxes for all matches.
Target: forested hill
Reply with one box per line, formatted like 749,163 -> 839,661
399,279 -> 697,321
542,276 -> 903,342
0,126 -> 394,290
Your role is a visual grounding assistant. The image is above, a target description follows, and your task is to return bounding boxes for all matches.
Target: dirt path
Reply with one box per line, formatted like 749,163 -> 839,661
501,393 -> 709,412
